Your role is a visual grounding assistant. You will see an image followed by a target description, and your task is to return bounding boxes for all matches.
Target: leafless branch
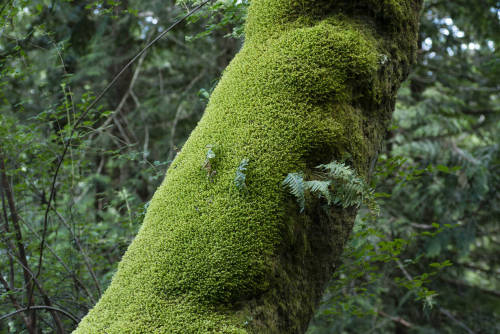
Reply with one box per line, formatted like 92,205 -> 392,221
130,90 -> 150,161
0,149 -> 38,332
3,248 -> 65,333
0,305 -> 79,324
439,307 -> 475,334
19,215 -> 96,304
0,270 -> 31,327
396,259 -> 413,281
442,277 -> 500,298
377,310 -> 413,328
167,69 -> 207,161
51,207 -> 102,297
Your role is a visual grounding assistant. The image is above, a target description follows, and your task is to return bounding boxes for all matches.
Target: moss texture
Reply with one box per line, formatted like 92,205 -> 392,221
74,1 -> 422,333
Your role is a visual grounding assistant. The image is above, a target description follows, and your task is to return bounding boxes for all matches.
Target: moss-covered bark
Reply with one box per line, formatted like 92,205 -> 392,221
74,1 -> 422,333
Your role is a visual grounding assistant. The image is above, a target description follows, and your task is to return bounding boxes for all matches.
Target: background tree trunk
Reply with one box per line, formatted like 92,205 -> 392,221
74,0 -> 422,333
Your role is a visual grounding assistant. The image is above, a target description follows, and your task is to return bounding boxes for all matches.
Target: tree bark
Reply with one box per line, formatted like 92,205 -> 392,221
74,1 -> 422,333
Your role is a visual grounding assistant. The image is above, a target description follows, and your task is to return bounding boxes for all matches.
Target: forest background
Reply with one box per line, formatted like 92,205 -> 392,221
0,0 -> 498,333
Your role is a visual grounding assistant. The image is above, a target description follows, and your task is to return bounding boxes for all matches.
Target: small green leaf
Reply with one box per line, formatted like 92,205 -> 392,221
234,158 -> 249,190
283,172 -> 305,212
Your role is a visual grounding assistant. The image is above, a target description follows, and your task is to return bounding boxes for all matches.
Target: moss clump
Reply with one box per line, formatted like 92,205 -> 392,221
74,0 -> 421,333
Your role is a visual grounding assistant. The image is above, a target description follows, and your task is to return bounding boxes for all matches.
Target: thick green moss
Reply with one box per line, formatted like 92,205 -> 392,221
74,1 -> 421,333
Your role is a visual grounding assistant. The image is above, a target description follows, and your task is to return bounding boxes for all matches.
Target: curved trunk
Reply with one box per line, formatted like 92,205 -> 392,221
74,1 -> 422,333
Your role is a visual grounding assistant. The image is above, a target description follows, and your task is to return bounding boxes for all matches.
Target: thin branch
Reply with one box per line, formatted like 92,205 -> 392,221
395,260 -> 478,333
51,207 -> 102,297
439,307 -> 475,334
0,149 -> 37,330
442,277 -> 500,298
461,109 -> 499,116
130,90 -> 150,161
0,305 -> 79,324
396,259 -> 413,282
89,34 -> 149,145
377,310 -> 413,328
0,152 -> 30,282
462,263 -> 500,276
3,248 -> 65,333
119,112 -> 138,143
0,178 -> 16,290
450,141 -> 480,165
19,215 -> 96,304
410,223 -> 435,230
167,69 -> 207,161
0,270 -> 30,327
159,68 -> 164,95
112,115 -> 133,146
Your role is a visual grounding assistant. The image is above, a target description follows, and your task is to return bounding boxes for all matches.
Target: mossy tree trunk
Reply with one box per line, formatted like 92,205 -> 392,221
74,1 -> 422,333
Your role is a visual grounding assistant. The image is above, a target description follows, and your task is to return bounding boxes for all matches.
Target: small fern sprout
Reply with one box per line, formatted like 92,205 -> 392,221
235,158 -> 249,190
203,144 -> 217,181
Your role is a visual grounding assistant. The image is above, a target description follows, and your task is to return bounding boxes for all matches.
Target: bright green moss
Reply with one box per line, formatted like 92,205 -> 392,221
74,1 -> 421,333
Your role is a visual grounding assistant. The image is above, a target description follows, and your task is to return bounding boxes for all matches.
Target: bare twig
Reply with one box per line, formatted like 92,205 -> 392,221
450,141 -> 480,165
159,69 -> 164,95
112,115 -> 133,146
0,150 -> 38,332
0,178 -> 16,290
0,271 -> 31,327
396,259 -> 413,282
130,90 -> 150,160
92,36 -> 149,147
3,248 -> 65,333
439,307 -> 475,334
410,223 -> 435,230
442,277 -> 500,298
0,305 -> 79,324
462,263 -> 500,275
51,207 -> 102,297
377,310 -> 413,328
19,215 -> 96,304
396,261 -> 481,333
167,69 -> 207,161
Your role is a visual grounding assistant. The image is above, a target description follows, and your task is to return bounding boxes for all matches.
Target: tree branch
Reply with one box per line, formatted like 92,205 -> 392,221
0,270 -> 31,327
0,149 -> 38,332
51,207 -> 102,298
377,310 -> 413,328
0,305 -> 79,324
439,307 -> 475,334
442,277 -> 500,298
